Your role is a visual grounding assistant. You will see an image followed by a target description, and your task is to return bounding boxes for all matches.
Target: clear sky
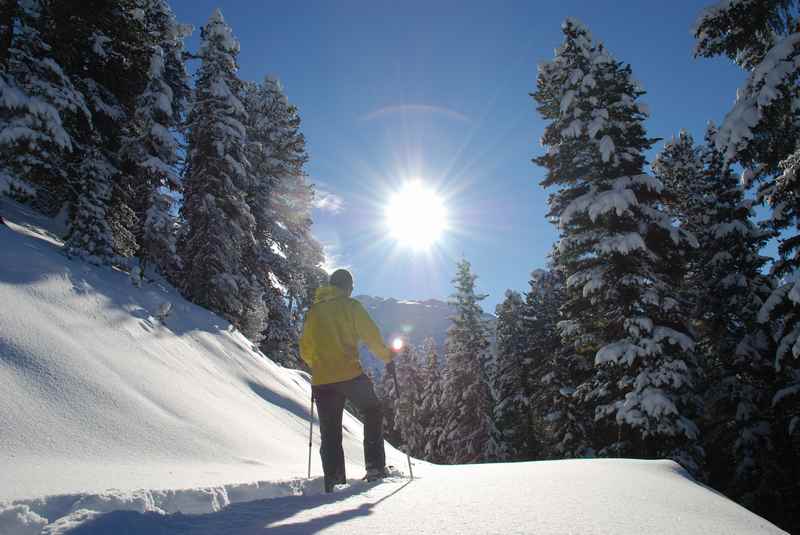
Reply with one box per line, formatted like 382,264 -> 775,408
170,0 -> 747,311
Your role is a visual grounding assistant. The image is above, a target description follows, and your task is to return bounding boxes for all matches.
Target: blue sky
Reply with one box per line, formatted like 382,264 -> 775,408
171,0 -> 747,311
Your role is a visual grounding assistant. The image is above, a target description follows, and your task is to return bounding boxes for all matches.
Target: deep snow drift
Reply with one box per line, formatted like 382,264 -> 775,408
0,199 -> 786,534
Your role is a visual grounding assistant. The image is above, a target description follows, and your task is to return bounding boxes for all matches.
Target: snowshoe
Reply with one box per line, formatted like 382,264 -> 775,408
363,467 -> 388,482
363,465 -> 404,482
324,471 -> 346,493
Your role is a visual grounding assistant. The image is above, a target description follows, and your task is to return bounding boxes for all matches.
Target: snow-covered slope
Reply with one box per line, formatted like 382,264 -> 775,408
0,200 -> 786,534
0,200 -> 410,532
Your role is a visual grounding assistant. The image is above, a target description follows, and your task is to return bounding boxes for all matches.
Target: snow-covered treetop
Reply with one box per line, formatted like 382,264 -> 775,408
561,17 -> 593,39
535,18 -> 650,179
200,9 -> 240,56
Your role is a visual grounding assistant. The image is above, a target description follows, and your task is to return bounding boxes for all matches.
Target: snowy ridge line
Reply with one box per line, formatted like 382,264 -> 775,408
0,476 -> 331,535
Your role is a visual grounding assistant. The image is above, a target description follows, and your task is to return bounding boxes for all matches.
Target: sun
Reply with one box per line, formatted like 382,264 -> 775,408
385,181 -> 448,250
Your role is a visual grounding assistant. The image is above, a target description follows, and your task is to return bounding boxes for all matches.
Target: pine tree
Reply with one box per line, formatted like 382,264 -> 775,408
0,0 -> 89,215
393,345 -> 426,458
492,289 -> 536,460
438,259 -> 494,463
241,77 -> 296,351
258,77 -> 325,334
522,267 -> 590,459
241,76 -> 324,359
122,0 -> 191,277
655,124 -> 786,515
179,9 -> 256,329
695,2 -> 800,523
417,337 -> 445,462
41,0 -> 153,263
377,363 -> 402,447
533,19 -> 703,473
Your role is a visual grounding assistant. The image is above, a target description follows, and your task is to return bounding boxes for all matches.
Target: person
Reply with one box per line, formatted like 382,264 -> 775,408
299,268 -> 397,492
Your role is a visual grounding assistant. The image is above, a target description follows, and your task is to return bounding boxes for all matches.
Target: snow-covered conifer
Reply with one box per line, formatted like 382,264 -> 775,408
521,267 -> 591,459
534,19 -> 703,472
694,1 -> 800,512
438,259 -> 495,463
121,0 -> 191,275
38,0 -> 154,262
393,345 -> 426,458
417,337 -> 446,462
377,362 -> 402,447
657,122 -> 787,509
241,75 -> 325,358
179,9 -> 256,329
492,289 -> 537,460
0,0 -> 88,216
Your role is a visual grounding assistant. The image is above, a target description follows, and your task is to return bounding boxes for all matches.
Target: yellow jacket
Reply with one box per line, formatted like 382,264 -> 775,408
299,286 -> 392,385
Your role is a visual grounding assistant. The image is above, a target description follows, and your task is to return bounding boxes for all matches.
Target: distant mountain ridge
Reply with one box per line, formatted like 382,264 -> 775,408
354,295 -> 496,376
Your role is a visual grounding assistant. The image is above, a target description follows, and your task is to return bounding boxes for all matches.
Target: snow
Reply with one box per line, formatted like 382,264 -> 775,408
0,202 -> 787,534
559,90 -> 576,113
758,282 -> 791,324
0,200 -> 409,515
2,461 -> 783,535
597,232 -> 646,255
596,340 -> 642,366
560,186 -> 634,225
652,326 -> 696,352
0,173 -> 36,196
716,33 -> 800,162
203,9 -> 240,53
598,134 -> 615,162
0,76 -> 72,150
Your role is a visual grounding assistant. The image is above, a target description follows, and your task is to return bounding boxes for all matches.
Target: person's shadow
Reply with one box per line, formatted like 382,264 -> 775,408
65,480 -> 413,534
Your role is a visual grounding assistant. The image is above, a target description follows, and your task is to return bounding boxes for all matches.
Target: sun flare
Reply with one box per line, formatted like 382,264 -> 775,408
385,181 -> 448,250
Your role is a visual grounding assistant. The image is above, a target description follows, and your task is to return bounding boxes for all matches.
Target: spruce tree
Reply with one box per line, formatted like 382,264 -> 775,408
122,0 -> 191,277
522,267 -> 590,459
41,0 -> 152,263
534,19 -> 703,472
655,124 -> 785,516
393,345 -> 426,458
258,77 -> 324,336
241,76 -> 324,360
438,259 -> 494,463
492,289 -> 536,460
418,337 -> 446,462
0,0 -> 88,215
180,9 -> 256,329
377,363 -> 402,447
695,2 -> 800,522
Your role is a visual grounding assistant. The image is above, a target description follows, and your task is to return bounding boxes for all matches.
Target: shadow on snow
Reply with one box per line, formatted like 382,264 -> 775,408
64,480 -> 413,534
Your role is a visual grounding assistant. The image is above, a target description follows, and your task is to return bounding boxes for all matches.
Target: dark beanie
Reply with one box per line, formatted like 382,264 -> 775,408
329,269 -> 353,289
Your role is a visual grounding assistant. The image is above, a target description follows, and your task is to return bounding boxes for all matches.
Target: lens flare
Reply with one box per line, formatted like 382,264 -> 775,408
392,337 -> 404,351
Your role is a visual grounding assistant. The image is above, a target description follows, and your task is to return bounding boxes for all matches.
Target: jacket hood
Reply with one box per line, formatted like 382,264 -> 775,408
314,285 -> 347,303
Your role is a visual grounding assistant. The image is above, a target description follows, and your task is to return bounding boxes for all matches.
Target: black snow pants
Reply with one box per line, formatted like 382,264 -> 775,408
312,373 -> 386,492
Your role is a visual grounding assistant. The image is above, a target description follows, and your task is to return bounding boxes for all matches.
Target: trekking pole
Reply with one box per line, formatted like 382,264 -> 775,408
389,359 -> 414,480
307,389 -> 314,479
